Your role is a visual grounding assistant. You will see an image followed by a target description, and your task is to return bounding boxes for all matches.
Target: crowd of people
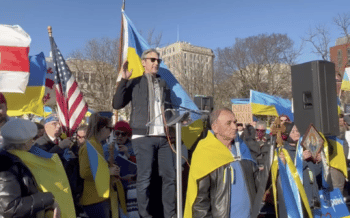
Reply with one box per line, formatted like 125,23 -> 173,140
0,48 -> 349,218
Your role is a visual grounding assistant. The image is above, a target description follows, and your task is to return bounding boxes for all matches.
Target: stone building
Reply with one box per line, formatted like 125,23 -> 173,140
157,42 -> 214,98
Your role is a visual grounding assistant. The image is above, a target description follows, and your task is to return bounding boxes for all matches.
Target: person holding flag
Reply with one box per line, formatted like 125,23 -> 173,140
78,113 -> 119,218
113,49 -> 176,218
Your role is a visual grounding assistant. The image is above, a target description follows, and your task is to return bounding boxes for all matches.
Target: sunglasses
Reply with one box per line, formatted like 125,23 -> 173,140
115,131 -> 127,137
144,58 -> 162,64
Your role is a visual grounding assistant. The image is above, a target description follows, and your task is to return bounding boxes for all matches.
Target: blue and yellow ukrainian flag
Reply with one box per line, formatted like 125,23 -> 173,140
337,96 -> 341,115
326,136 -> 348,179
250,90 -> 294,121
9,146 -> 76,217
278,157 -> 302,218
86,139 -> 110,198
341,67 -> 350,91
121,11 -> 200,120
231,98 -> 250,104
4,52 -> 46,116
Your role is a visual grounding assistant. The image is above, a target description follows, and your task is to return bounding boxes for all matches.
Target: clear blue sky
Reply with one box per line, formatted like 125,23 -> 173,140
1,0 -> 349,64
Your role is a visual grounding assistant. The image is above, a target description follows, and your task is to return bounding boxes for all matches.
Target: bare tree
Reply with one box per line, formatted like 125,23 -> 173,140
139,28 -> 163,48
68,37 -> 120,112
214,33 -> 299,108
169,52 -> 214,98
334,13 -> 350,43
302,24 -> 331,61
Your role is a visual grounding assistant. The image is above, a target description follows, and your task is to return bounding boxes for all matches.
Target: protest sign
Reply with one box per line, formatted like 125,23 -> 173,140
232,104 -> 253,124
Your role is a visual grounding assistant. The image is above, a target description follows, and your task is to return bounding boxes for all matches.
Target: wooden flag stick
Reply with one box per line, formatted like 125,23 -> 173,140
48,26 -> 52,37
114,0 -> 126,122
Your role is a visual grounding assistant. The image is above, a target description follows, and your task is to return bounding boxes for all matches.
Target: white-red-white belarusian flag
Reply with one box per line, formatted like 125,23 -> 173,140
0,25 -> 31,93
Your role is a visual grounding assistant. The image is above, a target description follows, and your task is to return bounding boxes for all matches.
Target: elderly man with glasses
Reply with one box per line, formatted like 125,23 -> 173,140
113,49 -> 176,218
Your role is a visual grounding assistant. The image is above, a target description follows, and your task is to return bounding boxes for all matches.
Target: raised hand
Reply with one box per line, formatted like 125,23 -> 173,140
120,60 -> 133,80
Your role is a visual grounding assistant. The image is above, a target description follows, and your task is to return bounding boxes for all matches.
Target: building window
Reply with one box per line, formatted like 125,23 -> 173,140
173,47 -> 175,52
184,53 -> 187,59
338,49 -> 343,68
184,61 -> 187,67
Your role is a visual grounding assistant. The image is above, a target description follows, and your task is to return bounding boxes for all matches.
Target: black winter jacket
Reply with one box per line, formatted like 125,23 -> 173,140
193,160 -> 258,218
0,150 -> 55,218
112,75 -> 172,135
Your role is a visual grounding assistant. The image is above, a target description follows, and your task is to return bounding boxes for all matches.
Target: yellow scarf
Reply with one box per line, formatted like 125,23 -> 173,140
9,149 -> 76,218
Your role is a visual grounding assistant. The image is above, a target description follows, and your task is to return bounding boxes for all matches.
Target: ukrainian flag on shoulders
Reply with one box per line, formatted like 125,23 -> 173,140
121,11 -> 200,120
341,67 -> 350,91
4,52 -> 46,117
10,146 -> 76,217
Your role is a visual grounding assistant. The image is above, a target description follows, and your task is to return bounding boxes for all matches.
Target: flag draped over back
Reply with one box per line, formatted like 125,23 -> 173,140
9,146 -> 76,218
0,25 -> 31,93
4,52 -> 46,116
122,11 -> 200,120
49,36 -> 88,136
341,67 -> 350,91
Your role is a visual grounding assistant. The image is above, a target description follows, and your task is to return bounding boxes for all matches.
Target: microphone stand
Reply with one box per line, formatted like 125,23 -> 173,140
166,110 -> 190,218
147,107 -> 202,218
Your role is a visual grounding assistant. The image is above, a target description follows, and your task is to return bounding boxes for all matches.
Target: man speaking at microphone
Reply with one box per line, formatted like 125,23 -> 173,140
112,48 -> 176,218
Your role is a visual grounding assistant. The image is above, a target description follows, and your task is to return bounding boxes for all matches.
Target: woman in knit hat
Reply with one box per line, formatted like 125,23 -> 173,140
0,119 -> 66,218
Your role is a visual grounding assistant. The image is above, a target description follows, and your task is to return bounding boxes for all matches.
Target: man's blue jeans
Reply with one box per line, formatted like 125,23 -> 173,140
132,136 -> 176,218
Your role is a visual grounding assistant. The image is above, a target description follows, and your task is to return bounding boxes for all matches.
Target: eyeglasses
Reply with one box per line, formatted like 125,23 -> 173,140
256,129 -> 266,132
115,131 -> 127,137
144,58 -> 162,64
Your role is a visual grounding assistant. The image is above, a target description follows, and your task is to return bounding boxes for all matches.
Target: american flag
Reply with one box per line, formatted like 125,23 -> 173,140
49,36 -> 88,136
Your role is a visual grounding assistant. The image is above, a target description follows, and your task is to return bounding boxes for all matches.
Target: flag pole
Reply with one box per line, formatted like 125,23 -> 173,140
114,0 -> 125,122
47,26 -> 57,116
48,26 -> 52,37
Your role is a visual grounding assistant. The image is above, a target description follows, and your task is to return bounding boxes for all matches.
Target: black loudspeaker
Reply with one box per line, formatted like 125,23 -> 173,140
194,96 -> 213,112
291,60 -> 339,136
